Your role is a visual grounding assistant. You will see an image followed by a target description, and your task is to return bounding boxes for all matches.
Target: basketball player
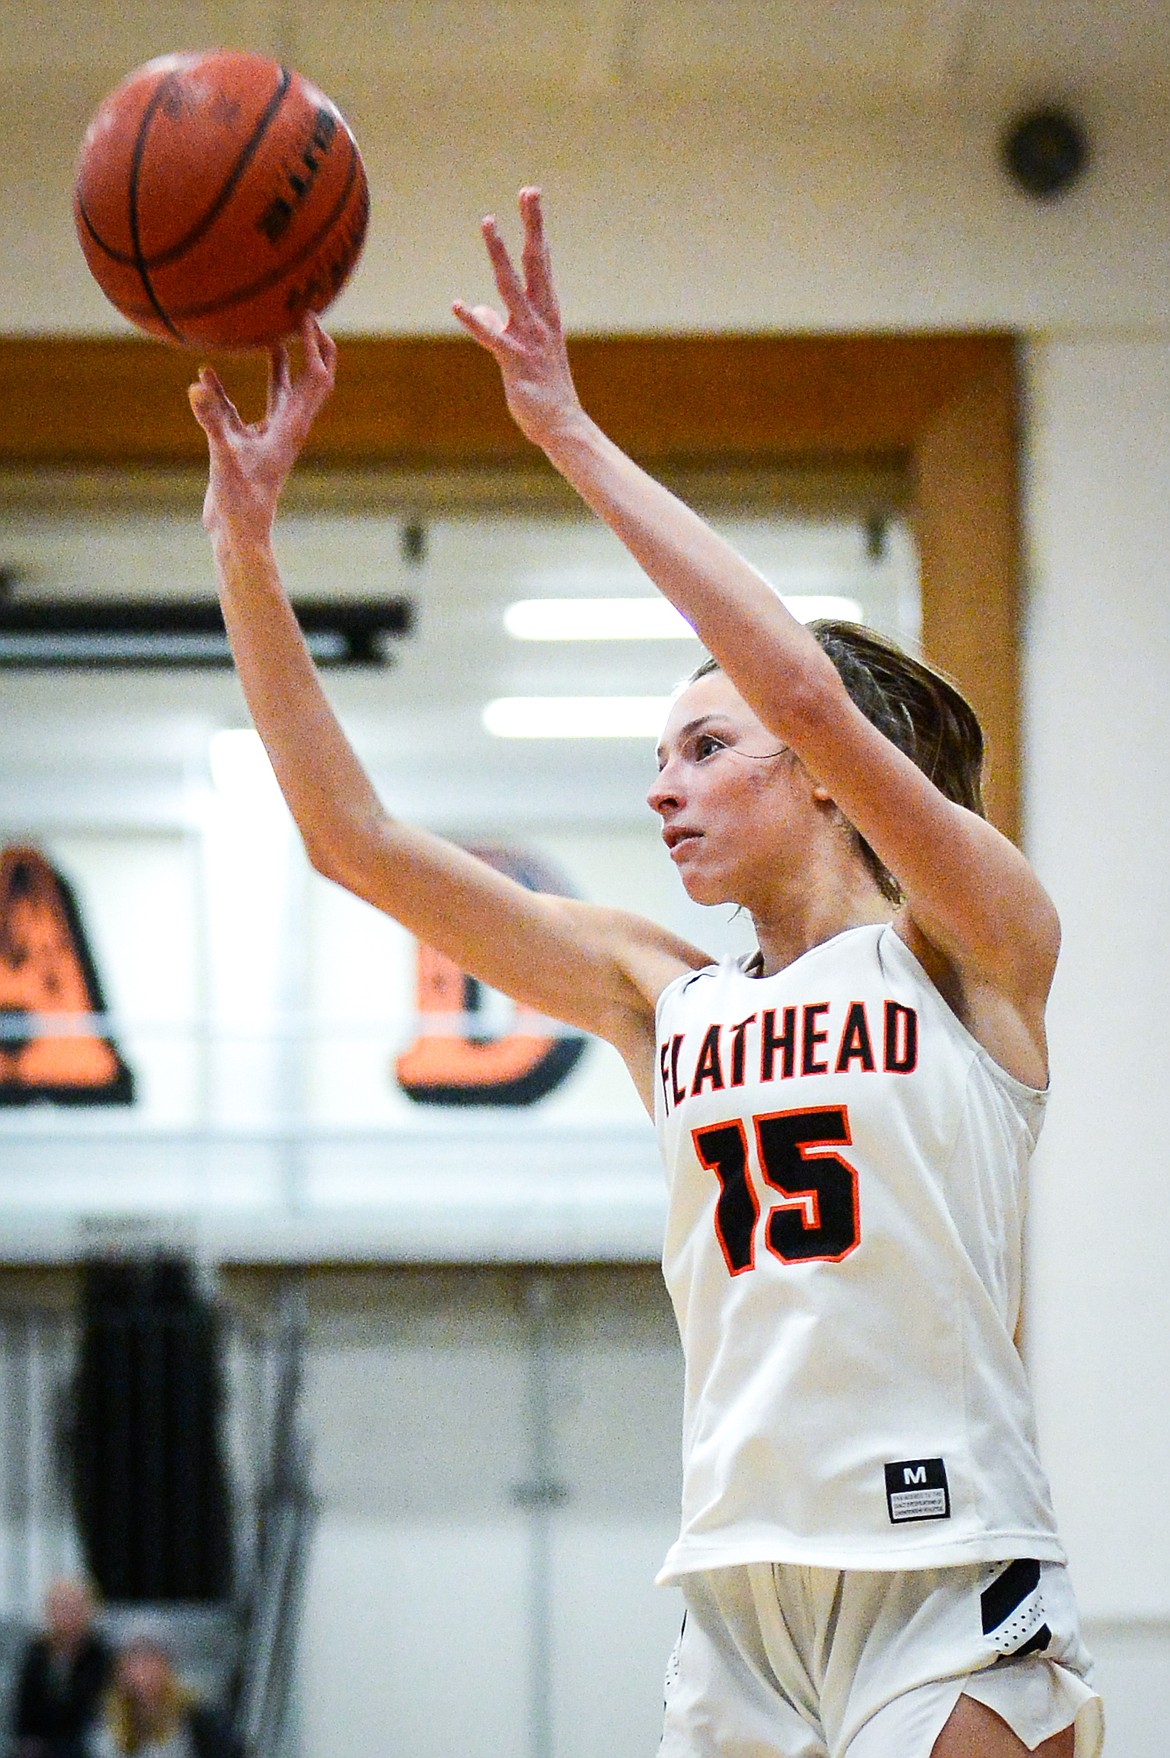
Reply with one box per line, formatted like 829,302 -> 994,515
189,189 -> 1103,1757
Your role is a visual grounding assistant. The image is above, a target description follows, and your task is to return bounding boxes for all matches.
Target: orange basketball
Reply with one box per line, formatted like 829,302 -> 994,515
73,50 -> 368,350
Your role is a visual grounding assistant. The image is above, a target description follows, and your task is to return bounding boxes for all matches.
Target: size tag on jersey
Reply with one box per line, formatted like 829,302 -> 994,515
884,1457 -> 951,1522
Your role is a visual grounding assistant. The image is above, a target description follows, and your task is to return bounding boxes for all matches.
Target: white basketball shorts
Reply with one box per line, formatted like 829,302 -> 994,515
658,1559 -> 1103,1758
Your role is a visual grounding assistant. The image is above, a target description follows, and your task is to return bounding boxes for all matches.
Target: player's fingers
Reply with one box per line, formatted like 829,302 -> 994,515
189,368 -> 246,437
452,299 -> 511,353
316,322 -> 338,376
480,215 -> 530,319
518,186 -> 557,313
266,346 -> 291,420
299,313 -> 337,404
188,383 -> 214,433
300,311 -> 328,369
518,185 -> 545,261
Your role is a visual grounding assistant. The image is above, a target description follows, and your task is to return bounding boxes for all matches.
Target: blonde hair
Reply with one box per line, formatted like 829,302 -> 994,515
106,1639 -> 192,1756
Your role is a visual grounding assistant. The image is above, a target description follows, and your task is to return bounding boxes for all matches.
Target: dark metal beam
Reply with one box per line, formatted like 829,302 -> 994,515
0,596 -> 413,668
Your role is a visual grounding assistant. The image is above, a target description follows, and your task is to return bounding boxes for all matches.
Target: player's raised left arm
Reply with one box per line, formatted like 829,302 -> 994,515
454,189 -> 1059,1033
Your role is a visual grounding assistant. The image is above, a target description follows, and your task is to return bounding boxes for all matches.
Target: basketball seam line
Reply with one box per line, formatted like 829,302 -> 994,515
120,134 -> 366,327
77,64 -> 294,274
127,77 -> 185,341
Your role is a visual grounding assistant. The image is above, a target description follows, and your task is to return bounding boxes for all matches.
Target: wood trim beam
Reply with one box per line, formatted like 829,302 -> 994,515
0,330 -> 1021,835
0,332 -> 1006,468
914,345 -> 1021,837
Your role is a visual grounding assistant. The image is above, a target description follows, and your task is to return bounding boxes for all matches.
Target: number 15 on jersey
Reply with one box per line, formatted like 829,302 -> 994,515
693,1105 -> 861,1274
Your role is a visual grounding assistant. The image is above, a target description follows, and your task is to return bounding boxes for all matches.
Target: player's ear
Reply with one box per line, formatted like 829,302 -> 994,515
792,756 -> 835,806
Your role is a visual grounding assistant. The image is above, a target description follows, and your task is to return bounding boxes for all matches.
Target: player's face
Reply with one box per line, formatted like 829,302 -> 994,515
648,670 -> 818,908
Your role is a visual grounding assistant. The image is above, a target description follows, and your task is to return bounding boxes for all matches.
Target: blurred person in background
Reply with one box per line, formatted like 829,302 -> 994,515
91,1637 -> 239,1758
11,1578 -> 111,1758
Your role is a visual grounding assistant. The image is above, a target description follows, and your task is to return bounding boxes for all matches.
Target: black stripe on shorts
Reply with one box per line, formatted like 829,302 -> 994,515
980,1559 -> 1041,1634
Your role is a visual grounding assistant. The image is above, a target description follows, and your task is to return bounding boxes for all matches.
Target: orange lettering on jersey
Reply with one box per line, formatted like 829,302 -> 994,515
666,995 -> 920,1113
760,1007 -> 796,1081
835,1001 -> 876,1072
668,1033 -> 687,1108
690,1024 -> 725,1096
728,1014 -> 757,1086
883,1001 -> 919,1072
801,1003 -> 831,1074
0,846 -> 133,1106
659,1032 -> 694,1112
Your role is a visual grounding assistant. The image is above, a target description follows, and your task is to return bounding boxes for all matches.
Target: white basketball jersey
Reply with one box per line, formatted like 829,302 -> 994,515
653,923 -> 1065,1580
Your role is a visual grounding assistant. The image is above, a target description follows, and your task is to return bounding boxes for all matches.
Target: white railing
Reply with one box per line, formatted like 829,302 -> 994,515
0,1012 -> 666,1263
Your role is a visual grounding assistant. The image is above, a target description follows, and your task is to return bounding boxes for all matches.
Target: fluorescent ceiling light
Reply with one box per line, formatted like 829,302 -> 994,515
505,599 -> 697,640
483,696 -> 672,739
503,594 -> 865,641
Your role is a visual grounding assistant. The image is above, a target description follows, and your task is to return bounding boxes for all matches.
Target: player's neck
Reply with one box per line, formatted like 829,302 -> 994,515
749,877 -> 893,979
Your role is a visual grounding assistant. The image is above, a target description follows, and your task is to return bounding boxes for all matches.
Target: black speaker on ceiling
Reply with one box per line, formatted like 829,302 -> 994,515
1001,107 -> 1089,200
69,1255 -> 235,1603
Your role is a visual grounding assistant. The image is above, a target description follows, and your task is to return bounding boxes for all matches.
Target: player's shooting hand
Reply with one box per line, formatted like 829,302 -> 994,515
453,187 -> 587,453
188,313 -> 337,543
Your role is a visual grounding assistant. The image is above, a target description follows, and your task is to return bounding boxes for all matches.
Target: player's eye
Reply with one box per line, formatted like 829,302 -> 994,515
695,733 -> 724,759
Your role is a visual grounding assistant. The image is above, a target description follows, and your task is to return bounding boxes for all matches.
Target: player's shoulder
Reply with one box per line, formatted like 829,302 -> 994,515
609,906 -> 713,1007
543,894 -> 711,1016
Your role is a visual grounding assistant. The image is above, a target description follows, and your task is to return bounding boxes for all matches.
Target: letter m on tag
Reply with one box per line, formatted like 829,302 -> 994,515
885,1457 -> 950,1523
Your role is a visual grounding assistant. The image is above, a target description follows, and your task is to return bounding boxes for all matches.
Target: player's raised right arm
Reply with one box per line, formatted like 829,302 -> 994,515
188,318 -> 707,1090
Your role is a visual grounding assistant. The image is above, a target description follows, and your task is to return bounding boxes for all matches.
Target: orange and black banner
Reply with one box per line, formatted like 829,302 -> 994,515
0,845 -> 134,1105
395,845 -> 587,1107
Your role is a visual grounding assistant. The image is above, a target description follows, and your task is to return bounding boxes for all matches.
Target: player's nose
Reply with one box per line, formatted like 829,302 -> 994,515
647,759 -> 682,816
